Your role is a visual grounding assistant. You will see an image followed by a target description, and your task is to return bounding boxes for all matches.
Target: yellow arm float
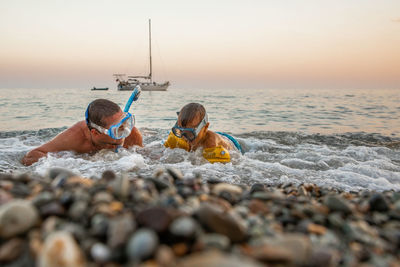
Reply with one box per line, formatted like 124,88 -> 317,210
164,133 -> 231,163
203,146 -> 231,163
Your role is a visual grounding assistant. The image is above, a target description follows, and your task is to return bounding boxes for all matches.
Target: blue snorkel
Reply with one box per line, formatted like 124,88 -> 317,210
115,85 -> 141,152
124,85 -> 141,112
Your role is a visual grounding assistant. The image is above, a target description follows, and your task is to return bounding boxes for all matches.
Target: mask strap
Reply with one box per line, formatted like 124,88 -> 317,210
85,102 -> 91,126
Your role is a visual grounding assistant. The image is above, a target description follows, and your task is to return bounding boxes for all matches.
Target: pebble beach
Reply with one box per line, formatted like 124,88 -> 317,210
0,167 -> 399,267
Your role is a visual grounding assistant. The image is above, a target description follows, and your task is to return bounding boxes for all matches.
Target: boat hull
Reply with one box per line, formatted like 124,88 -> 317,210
118,81 -> 169,91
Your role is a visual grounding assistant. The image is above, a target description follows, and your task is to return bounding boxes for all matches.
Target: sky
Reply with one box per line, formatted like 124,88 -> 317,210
0,0 -> 399,90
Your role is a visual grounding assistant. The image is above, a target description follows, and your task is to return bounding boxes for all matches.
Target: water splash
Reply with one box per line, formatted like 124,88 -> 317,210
1,127 -> 399,192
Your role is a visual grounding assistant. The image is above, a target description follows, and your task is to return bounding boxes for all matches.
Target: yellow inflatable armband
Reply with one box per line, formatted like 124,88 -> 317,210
164,132 -> 190,151
203,146 -> 231,163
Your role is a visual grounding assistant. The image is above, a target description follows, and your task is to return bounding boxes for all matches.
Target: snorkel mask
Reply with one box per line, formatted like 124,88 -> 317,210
85,86 -> 141,140
172,113 -> 208,142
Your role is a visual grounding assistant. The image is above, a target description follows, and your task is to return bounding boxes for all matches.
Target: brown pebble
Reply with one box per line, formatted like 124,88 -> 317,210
109,201 -> 124,213
29,230 -> 43,258
307,223 -> 327,235
156,245 -> 175,266
66,176 -> 93,187
249,199 -> 269,215
199,194 -> 208,202
172,243 -> 188,257
240,243 -> 293,264
0,180 -> 13,191
0,238 -> 24,262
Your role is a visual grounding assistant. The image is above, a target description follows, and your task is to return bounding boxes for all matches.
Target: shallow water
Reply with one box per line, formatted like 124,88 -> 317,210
1,88 -> 399,191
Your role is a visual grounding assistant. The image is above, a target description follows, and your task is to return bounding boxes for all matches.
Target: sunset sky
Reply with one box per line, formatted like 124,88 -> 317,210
0,0 -> 399,89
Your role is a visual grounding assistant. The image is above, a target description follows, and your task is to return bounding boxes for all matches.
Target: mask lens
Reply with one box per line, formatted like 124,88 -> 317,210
172,127 -> 182,138
182,131 -> 195,141
110,113 -> 134,139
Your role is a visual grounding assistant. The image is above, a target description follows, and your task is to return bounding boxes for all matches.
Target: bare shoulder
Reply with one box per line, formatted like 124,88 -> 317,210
124,127 -> 143,147
204,131 -> 233,150
202,131 -> 228,149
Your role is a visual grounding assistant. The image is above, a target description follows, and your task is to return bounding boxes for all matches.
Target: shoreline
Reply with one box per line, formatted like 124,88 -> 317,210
0,168 -> 399,266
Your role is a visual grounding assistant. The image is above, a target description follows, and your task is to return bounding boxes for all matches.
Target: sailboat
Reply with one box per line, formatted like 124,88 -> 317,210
114,19 -> 170,91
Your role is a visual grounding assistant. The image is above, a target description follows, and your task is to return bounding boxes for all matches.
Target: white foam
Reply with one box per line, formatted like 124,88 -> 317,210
1,130 -> 400,192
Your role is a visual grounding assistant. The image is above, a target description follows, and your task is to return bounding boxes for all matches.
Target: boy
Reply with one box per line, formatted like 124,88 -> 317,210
164,103 -> 242,163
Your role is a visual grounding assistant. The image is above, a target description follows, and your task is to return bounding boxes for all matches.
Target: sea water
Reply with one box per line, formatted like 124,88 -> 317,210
1,87 -> 399,192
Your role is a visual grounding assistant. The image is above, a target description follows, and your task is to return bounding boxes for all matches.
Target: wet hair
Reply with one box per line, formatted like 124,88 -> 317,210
86,99 -> 120,129
178,103 -> 206,127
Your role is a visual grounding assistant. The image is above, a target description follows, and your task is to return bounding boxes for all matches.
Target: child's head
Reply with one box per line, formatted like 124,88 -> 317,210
173,103 -> 209,145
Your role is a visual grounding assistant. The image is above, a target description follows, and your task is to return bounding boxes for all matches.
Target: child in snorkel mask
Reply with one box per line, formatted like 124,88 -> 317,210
164,103 -> 242,163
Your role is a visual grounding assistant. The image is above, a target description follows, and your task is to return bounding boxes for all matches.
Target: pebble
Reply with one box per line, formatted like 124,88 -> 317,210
39,231 -> 86,267
0,200 -> 39,238
90,242 -> 111,263
136,207 -> 172,233
369,193 -> 390,212
198,233 -> 231,250
324,195 -> 352,214
0,238 -> 25,262
177,249 -> 262,267
195,203 -> 247,243
0,169 -> 399,266
107,212 -> 136,249
155,245 -> 175,266
126,228 -> 159,262
169,216 -> 198,239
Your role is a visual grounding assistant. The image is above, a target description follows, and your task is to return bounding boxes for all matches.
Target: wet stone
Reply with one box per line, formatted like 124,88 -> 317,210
195,203 -> 247,243
177,249 -> 262,267
58,222 -> 87,243
59,191 -> 74,208
91,242 -> 111,263
155,245 -> 175,267
323,196 -> 352,214
213,183 -> 243,204
0,200 -> 39,238
246,234 -> 312,265
101,170 -> 116,181
251,190 -> 285,201
92,191 -> 114,204
39,201 -> 66,218
198,233 -> 231,250
48,168 -> 75,187
137,207 -> 172,233
145,177 -> 171,192
110,175 -> 130,199
48,167 -> 75,180
169,216 -> 198,239
249,183 -> 266,194
90,214 -> 109,239
328,213 -> 345,228
39,231 -> 86,267
0,189 -> 13,205
369,193 -> 390,212
166,167 -> 184,181
126,228 -> 159,262
10,183 -> 31,198
309,247 -> 339,267
107,212 -> 136,249
0,238 -> 25,262
68,201 -> 88,221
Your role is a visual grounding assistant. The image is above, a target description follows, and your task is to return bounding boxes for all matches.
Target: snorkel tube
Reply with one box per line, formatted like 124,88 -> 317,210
115,85 -> 141,153
124,85 -> 141,112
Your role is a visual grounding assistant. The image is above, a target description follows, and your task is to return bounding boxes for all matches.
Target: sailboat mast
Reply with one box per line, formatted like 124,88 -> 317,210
148,19 -> 152,83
